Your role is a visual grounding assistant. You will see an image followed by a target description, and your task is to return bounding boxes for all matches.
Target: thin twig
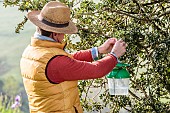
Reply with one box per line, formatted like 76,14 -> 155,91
130,79 -> 148,98
129,90 -> 141,100
142,0 -> 164,6
123,106 -> 131,112
73,0 -> 82,8
84,80 -> 94,104
158,10 -> 170,17
77,25 -> 112,38
107,8 -> 147,21
92,86 -> 102,100
151,1 -> 164,14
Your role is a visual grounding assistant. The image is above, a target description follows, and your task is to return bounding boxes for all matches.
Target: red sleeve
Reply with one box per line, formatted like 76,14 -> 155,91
71,49 -> 93,62
46,54 -> 117,83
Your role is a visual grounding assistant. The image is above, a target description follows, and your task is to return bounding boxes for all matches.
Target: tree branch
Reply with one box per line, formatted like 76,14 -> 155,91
130,79 -> 148,98
131,1 -> 169,37
142,0 -> 165,6
129,90 -> 141,101
123,106 -> 131,112
73,0 -> 82,8
84,80 -> 94,104
158,10 -> 170,17
104,8 -> 147,21
77,25 -> 112,38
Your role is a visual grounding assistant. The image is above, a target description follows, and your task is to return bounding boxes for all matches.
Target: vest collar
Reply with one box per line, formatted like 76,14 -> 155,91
34,32 -> 56,42
31,37 -> 66,49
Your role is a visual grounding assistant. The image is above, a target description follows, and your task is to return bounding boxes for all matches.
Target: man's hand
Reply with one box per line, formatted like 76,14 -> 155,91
111,39 -> 127,58
98,38 -> 117,54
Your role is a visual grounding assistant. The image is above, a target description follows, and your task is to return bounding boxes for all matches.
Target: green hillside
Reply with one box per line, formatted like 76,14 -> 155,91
0,2 -> 35,82
0,3 -> 35,112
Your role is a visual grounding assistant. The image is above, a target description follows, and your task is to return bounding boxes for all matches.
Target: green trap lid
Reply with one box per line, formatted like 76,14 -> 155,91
107,62 -> 130,78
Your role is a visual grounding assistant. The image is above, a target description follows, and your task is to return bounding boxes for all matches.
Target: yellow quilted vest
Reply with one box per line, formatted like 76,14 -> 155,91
20,38 -> 83,113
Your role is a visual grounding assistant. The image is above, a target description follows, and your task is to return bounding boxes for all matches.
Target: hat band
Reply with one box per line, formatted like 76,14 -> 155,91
41,18 -> 69,28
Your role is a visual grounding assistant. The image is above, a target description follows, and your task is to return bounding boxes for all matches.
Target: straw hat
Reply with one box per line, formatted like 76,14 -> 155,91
27,1 -> 77,34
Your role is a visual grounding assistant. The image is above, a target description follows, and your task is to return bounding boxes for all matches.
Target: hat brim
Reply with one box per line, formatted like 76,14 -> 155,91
27,11 -> 78,34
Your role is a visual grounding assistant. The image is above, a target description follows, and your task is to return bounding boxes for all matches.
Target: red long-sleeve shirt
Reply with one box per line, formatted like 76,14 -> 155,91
46,50 -> 117,83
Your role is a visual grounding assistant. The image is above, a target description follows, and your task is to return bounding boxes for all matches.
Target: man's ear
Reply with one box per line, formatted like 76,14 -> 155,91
49,33 -> 53,38
53,33 -> 58,36
36,27 -> 40,34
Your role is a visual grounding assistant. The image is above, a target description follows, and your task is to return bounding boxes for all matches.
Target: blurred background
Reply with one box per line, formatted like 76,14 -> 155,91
0,2 -> 34,112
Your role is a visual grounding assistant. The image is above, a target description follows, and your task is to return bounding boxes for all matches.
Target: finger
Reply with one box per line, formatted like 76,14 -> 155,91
108,38 -> 117,44
111,38 -> 117,41
119,38 -> 124,42
125,43 -> 128,47
122,42 -> 126,46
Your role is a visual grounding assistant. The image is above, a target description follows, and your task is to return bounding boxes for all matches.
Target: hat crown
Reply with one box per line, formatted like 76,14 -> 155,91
40,1 -> 70,24
27,1 -> 78,34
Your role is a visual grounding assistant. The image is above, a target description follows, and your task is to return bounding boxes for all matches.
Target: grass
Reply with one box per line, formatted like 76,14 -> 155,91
0,94 -> 22,113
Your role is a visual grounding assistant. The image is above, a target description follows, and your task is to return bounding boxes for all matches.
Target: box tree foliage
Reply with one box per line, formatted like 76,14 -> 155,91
3,0 -> 170,112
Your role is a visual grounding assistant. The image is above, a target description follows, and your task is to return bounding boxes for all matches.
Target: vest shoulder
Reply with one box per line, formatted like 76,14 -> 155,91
22,45 -> 72,62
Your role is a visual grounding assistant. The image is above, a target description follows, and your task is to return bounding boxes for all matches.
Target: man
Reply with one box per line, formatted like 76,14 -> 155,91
20,1 -> 127,113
